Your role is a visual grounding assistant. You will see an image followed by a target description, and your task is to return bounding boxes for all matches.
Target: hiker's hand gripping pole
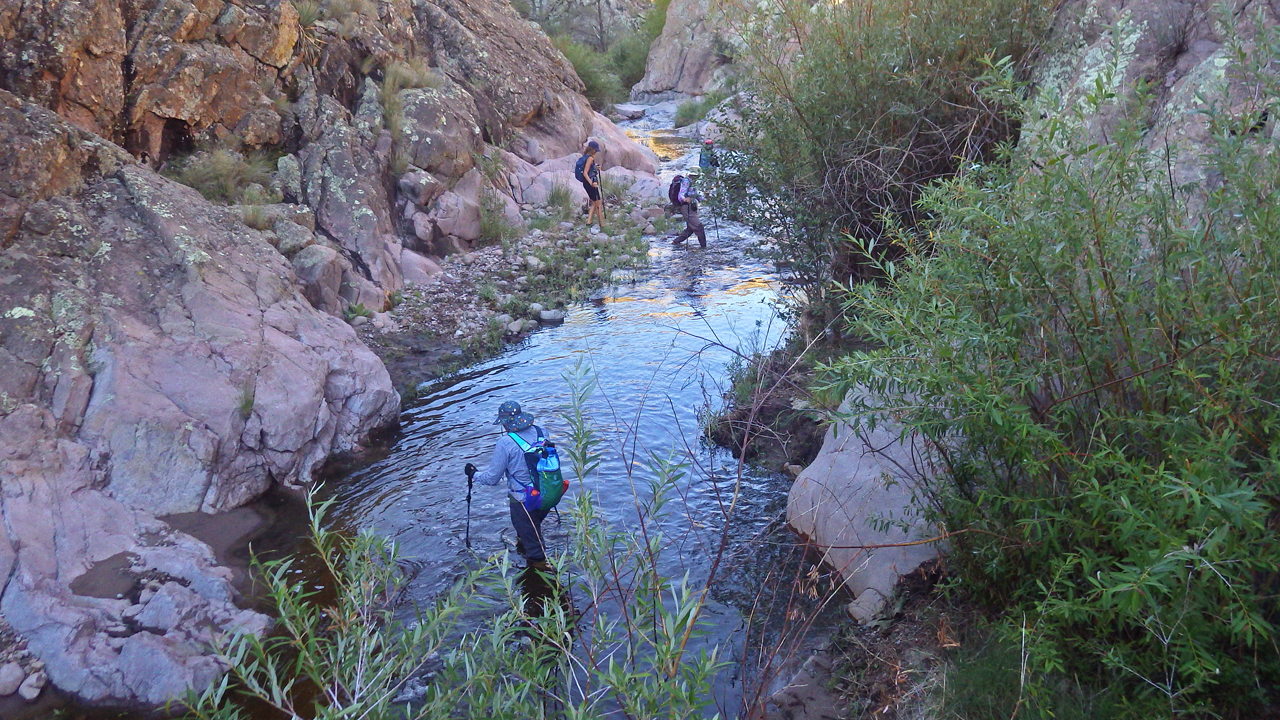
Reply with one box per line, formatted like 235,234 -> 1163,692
464,463 -> 477,548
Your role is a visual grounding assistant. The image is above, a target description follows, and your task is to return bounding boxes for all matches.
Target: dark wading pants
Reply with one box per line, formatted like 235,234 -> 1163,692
509,500 -> 550,562
674,203 -> 707,247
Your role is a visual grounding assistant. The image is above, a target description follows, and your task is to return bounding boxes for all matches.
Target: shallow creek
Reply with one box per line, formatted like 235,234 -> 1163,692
322,109 -> 842,715
43,106 -> 845,720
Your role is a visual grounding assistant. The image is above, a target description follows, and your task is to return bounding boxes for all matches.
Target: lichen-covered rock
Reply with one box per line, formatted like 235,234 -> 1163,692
293,245 -> 345,316
0,90 -> 398,706
1,0 -> 665,309
400,85 -> 484,179
1028,0 -> 1279,205
297,96 -> 402,298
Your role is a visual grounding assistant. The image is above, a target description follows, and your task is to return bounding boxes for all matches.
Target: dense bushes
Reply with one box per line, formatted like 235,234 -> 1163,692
716,0 -> 1044,322
820,30 -> 1280,717
547,0 -> 671,108
673,91 -> 727,128
552,36 -> 626,109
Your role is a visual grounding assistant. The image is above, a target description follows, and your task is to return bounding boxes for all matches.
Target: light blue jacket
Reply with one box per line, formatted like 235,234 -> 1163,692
474,426 -> 542,502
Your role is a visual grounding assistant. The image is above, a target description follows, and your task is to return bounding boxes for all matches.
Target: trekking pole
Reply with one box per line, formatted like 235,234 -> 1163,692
464,467 -> 474,549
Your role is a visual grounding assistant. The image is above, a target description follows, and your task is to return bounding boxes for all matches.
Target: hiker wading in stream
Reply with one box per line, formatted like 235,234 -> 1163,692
668,173 -> 707,248
465,401 -> 553,570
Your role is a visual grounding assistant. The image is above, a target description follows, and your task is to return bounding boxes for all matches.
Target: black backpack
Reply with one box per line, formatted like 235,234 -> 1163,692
668,175 -> 684,206
574,154 -> 589,183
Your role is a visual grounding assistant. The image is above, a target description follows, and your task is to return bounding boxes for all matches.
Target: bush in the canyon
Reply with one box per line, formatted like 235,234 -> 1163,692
547,183 -> 573,215
553,36 -> 625,109
819,32 -> 1280,717
609,0 -> 672,90
716,0 -> 1045,323
167,148 -> 277,205
609,31 -> 653,90
478,188 -> 519,246
673,91 -> 727,128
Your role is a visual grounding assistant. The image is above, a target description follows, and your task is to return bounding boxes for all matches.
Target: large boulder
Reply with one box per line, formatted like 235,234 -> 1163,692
0,90 -> 399,706
522,171 -> 589,207
296,96 -> 402,298
632,0 -> 733,98
399,85 -> 483,179
399,248 -> 443,284
292,245 -> 345,316
590,113 -> 659,174
430,191 -> 482,242
787,403 -> 938,623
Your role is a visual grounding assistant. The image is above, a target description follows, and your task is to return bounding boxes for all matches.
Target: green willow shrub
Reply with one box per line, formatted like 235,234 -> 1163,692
609,0 -> 672,90
673,92 -> 727,128
715,0 -> 1046,324
610,32 -> 652,90
819,28 -> 1280,717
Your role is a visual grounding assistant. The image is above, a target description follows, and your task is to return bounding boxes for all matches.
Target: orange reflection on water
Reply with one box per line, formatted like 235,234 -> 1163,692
724,277 -> 777,295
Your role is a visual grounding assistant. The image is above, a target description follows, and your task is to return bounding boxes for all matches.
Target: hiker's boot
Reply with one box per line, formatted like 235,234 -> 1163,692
527,559 -> 554,573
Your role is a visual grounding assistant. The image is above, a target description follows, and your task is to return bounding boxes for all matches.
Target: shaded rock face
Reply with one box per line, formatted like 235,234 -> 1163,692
0,0 -> 297,155
0,91 -> 399,706
786,405 -> 938,624
1028,0 -> 1280,204
633,0 -> 732,98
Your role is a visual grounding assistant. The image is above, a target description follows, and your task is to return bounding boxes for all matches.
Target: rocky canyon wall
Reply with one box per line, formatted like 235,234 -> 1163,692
632,0 -> 733,98
0,89 -> 400,707
0,0 -> 659,709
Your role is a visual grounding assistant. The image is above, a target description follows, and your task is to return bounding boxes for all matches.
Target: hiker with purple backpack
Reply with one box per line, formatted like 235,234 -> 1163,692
667,173 -> 707,248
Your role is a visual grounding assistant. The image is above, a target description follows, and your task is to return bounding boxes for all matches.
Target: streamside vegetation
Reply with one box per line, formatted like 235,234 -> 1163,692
715,0 -> 1045,327
531,0 -> 672,108
707,0 -> 1280,714
811,21 -> 1280,720
185,364 -> 728,719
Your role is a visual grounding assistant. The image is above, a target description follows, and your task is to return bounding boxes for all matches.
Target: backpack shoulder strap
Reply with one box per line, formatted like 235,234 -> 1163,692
508,432 -> 534,451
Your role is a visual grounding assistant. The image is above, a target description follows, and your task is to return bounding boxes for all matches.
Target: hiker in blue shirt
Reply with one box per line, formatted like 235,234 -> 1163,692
464,401 -> 551,569
699,139 -> 719,173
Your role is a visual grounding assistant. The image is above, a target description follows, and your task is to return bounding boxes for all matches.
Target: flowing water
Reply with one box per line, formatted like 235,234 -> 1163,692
318,107 -> 845,717
40,107 -> 845,720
